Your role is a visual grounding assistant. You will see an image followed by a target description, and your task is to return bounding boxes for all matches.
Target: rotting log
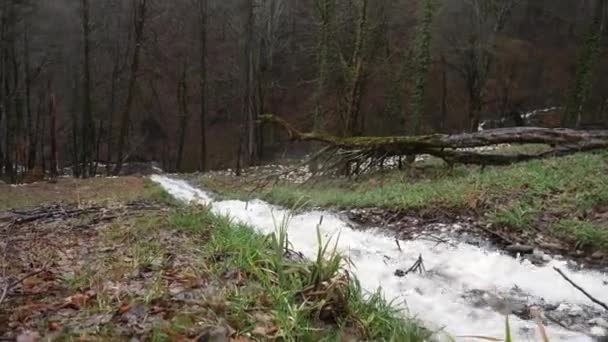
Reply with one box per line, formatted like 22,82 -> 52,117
262,114 -> 608,170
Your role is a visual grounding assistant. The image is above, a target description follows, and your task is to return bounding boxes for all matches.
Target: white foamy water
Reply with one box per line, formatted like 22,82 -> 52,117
151,175 -> 608,341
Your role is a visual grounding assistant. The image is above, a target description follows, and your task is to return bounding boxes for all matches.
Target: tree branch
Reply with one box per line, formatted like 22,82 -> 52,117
554,267 -> 608,311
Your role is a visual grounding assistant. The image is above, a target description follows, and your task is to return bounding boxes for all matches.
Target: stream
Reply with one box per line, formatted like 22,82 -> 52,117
151,175 -> 608,341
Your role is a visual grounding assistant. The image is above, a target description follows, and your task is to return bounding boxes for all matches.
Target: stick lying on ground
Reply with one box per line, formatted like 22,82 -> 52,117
262,114 -> 608,172
554,267 -> 608,311
0,269 -> 45,306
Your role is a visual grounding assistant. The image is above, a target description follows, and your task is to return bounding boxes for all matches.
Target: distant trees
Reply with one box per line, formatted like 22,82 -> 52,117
442,0 -> 519,132
562,0 -> 606,128
113,0 -> 148,176
0,0 -> 607,182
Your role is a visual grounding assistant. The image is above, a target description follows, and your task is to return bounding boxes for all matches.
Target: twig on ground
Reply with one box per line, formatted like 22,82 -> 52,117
395,254 -> 425,277
0,268 -> 45,306
417,232 -> 453,247
553,267 -> 608,311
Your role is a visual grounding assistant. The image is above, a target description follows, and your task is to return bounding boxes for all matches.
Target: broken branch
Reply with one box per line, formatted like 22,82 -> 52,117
553,267 -> 608,311
262,114 -> 608,172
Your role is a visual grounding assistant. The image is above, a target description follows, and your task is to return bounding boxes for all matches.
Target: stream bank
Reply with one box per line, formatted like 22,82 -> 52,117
152,175 -> 608,341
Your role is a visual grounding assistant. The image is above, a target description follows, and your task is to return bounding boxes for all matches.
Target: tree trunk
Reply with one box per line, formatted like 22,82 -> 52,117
198,0 -> 208,171
114,0 -> 147,176
439,55 -> 448,132
313,0 -> 335,133
176,64 -> 189,172
81,0 -> 95,177
243,0 -> 260,165
107,60 -> 118,175
48,81 -> 58,178
343,0 -> 368,137
408,0 -> 437,135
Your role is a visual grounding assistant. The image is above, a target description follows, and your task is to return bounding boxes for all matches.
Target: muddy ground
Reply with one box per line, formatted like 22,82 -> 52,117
345,208 -> 608,270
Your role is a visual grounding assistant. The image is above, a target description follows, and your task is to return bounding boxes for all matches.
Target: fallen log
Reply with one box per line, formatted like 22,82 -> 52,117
262,114 -> 608,171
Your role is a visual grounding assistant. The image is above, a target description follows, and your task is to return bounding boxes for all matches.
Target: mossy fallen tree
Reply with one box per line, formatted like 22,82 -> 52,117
262,114 -> 608,170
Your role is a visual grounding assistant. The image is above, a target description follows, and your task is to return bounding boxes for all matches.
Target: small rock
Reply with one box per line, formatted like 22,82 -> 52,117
506,244 -> 534,254
592,251 -> 606,259
198,326 -> 229,342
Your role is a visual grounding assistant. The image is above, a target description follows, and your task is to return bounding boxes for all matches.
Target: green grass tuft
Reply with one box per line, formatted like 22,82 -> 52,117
164,206 -> 427,341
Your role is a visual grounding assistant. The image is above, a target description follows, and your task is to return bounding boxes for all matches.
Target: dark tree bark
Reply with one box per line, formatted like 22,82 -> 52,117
198,0 -> 208,172
114,0 -> 147,176
48,80 -> 58,178
81,0 -> 95,177
175,64 -> 189,172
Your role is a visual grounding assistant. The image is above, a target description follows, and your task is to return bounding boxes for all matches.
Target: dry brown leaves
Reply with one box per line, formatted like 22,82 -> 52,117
0,201 -> 231,341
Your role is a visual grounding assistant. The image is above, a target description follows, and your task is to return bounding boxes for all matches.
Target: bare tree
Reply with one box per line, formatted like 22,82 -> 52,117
113,0 -> 147,176
341,0 -> 369,137
175,63 -> 189,172
242,0 -> 261,166
443,0 -> 519,132
80,0 -> 95,176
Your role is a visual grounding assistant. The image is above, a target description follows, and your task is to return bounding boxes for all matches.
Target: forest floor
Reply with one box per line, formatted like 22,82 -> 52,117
0,177 -> 424,341
192,149 -> 608,267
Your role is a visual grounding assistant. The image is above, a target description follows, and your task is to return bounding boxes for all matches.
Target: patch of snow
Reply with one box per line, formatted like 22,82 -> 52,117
151,175 -> 608,341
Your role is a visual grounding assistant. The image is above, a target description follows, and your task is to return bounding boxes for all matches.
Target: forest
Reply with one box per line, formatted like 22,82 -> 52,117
0,0 -> 607,182
2,1 -> 608,341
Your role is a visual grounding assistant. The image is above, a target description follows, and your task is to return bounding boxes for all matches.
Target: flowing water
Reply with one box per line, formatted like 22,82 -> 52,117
151,175 -> 608,341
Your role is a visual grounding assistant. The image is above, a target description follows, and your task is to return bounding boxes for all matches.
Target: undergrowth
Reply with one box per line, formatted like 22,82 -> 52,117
166,206 -> 427,341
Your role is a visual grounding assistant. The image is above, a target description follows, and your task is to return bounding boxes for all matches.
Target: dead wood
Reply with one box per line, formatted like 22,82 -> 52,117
554,267 -> 608,311
262,114 -> 608,172
0,269 -> 45,306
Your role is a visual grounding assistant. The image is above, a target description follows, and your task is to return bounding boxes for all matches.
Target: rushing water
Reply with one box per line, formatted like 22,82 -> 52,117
151,175 -> 608,341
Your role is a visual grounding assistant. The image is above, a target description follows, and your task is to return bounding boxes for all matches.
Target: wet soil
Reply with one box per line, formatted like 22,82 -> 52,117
345,207 -> 608,271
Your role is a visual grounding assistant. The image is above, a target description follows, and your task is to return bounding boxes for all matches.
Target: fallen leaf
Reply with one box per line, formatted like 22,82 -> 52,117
63,291 -> 95,310
118,303 -> 133,314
